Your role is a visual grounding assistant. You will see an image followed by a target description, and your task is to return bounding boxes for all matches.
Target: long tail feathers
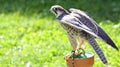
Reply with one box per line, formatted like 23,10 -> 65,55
87,36 -> 108,65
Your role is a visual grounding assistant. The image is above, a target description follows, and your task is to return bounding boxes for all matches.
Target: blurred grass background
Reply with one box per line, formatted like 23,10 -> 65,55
0,0 -> 120,67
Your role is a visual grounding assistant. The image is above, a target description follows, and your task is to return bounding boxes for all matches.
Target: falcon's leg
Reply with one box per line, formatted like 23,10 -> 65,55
68,33 -> 77,51
67,33 -> 77,57
77,37 -> 86,49
75,37 -> 86,55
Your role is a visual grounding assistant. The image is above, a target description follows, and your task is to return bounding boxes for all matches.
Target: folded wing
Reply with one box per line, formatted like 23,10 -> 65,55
69,8 -> 118,50
59,15 -> 100,39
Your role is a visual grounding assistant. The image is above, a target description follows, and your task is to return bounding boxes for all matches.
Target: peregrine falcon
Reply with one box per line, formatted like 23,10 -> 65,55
50,5 -> 119,65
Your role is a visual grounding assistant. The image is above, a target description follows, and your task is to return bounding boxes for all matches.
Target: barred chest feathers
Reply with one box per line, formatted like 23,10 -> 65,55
60,23 -> 88,39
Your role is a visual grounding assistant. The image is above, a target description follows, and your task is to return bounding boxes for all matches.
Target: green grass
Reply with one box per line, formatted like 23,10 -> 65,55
0,0 -> 120,67
0,12 -> 120,67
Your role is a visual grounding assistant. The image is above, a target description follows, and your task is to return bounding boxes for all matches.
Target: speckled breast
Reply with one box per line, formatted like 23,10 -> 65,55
61,23 -> 88,39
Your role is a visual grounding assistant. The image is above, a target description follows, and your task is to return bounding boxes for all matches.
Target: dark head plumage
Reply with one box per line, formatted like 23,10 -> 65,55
50,5 -> 69,17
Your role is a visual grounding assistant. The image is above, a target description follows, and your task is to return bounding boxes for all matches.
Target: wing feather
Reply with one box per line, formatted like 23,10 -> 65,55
58,15 -> 100,39
69,8 -> 119,50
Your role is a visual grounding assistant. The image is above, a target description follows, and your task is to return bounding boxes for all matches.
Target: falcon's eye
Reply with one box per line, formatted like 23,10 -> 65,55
54,8 -> 58,11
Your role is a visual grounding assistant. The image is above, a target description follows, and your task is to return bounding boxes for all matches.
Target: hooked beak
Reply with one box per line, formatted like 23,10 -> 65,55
50,6 -> 57,15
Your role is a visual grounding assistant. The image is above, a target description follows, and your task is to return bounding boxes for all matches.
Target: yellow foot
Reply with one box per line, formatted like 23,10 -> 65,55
75,49 -> 79,55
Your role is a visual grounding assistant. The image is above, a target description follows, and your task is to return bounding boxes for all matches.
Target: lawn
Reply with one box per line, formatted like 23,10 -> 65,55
0,0 -> 120,67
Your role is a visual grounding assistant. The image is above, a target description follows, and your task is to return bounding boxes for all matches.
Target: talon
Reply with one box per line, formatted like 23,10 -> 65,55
75,49 -> 79,55
71,50 -> 75,57
71,50 -> 75,53
65,51 -> 75,60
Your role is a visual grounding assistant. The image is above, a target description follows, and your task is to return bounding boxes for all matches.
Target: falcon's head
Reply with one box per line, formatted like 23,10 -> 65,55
50,5 -> 69,17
